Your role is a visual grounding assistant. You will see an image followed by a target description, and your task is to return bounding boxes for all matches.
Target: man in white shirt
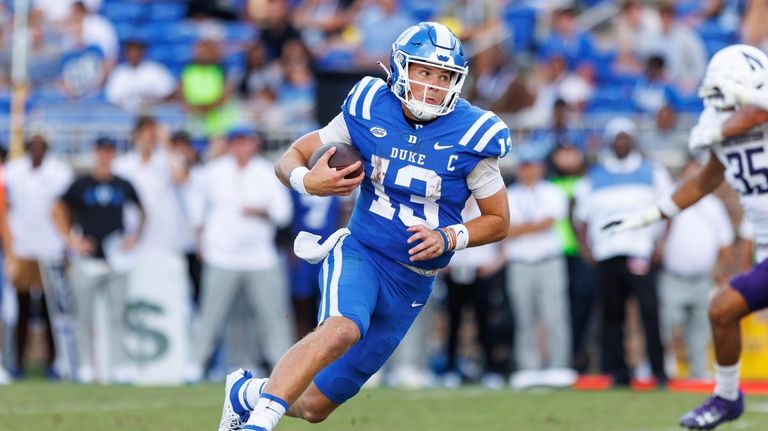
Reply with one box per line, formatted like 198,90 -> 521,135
505,144 -> 573,388
186,126 -> 293,380
3,135 -> 74,378
105,38 -> 177,112
113,116 -> 188,255
574,117 -> 673,386
659,158 -> 734,380
68,1 -> 118,66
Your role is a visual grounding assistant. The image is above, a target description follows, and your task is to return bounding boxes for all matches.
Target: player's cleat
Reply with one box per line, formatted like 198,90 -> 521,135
679,392 -> 744,430
218,369 -> 257,431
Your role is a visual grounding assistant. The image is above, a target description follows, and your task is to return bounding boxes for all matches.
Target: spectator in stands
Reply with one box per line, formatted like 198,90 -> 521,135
465,45 -> 518,110
442,197 -> 508,389
530,99 -> 588,154
275,39 -> 318,134
105,37 -> 177,112
251,0 -> 302,61
24,10 -> 66,95
517,54 -> 593,128
355,0 -> 415,68
506,144 -> 573,389
3,134 -> 74,379
185,125 -> 293,380
63,1 -> 118,69
291,0 -> 352,55
612,0 -> 661,75
235,41 -> 281,100
659,157 -> 734,379
646,3 -> 707,95
33,0 -> 102,24
696,0 -> 742,35
631,55 -> 679,115
573,117 -> 672,386
547,139 -> 597,373
113,116 -> 189,255
637,104 -> 689,171
52,137 -> 144,383
538,6 -> 596,81
180,39 -> 239,137
313,27 -> 359,72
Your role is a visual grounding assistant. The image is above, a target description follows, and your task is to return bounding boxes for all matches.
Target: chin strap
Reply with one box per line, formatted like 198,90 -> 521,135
377,61 -> 390,80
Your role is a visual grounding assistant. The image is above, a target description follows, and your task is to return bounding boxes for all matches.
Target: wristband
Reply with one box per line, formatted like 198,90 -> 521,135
434,228 -> 450,254
289,166 -> 311,195
446,224 -> 469,251
657,195 -> 681,218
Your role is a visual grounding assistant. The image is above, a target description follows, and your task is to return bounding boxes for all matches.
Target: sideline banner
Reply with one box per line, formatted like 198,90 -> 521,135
740,310 -> 768,379
124,251 -> 190,385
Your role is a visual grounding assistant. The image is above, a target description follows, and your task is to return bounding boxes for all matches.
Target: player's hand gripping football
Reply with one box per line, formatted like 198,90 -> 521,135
406,224 -> 445,262
304,146 -> 364,196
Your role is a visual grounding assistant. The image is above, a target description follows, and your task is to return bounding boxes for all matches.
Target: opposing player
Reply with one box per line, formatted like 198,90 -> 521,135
215,22 -> 511,431
602,44 -> 768,430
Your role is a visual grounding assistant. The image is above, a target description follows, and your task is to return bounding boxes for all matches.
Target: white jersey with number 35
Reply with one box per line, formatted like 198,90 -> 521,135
703,108 -> 768,247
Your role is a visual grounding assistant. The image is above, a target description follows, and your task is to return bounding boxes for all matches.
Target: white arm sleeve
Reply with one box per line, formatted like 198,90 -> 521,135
467,158 -> 505,199
318,113 -> 352,145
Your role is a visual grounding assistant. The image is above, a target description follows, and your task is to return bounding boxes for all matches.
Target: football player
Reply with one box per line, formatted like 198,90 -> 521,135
214,22 -> 511,431
603,44 -> 768,430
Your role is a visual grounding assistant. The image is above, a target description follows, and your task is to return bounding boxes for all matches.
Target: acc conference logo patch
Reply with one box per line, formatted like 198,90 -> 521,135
370,126 -> 387,138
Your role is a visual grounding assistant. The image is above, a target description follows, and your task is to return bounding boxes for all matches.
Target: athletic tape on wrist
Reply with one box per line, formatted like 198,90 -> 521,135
289,167 -> 311,195
447,224 -> 469,250
657,195 -> 681,218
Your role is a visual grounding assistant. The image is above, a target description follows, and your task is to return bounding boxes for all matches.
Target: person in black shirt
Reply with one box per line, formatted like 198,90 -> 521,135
52,137 -> 144,383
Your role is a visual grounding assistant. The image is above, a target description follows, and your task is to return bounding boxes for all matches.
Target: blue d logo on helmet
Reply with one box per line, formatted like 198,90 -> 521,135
389,22 -> 468,121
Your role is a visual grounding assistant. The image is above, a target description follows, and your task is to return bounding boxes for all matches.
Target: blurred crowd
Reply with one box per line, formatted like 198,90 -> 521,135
0,0 -> 763,389
0,0 -> 766,145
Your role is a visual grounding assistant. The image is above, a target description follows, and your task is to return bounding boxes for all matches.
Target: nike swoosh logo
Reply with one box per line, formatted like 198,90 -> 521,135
411,301 -> 424,308
433,142 -> 453,150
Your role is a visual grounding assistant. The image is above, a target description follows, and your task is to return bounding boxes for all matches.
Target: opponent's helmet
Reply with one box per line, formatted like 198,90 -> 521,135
389,22 -> 468,121
699,44 -> 768,110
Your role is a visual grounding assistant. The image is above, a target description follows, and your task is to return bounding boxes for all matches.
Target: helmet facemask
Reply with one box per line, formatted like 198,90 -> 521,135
391,51 -> 467,121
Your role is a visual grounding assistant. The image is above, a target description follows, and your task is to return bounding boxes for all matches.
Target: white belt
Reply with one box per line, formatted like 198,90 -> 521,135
398,261 -> 438,277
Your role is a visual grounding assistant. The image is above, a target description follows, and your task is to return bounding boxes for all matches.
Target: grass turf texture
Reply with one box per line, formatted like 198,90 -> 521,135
1,383 -> 767,431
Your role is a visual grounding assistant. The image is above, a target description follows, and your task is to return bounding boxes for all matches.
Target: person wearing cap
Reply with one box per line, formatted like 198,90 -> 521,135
184,125 -> 293,381
2,134 -> 74,379
573,116 -> 673,386
505,143 -> 573,389
105,36 -> 177,112
52,137 -> 144,383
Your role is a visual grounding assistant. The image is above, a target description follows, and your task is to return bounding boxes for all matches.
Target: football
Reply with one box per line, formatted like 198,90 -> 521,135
307,142 -> 364,179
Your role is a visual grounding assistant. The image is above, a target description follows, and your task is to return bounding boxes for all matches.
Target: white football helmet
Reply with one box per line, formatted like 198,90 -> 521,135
699,44 -> 768,110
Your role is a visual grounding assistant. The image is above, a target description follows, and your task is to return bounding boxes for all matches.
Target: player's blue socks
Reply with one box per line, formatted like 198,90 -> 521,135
243,393 -> 289,431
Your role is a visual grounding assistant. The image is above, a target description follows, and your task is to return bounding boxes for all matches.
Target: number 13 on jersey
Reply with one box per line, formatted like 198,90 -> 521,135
368,155 -> 442,228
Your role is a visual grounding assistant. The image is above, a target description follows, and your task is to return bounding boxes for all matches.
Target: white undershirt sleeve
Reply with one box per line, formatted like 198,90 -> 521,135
317,113 -> 352,145
467,158 -> 505,199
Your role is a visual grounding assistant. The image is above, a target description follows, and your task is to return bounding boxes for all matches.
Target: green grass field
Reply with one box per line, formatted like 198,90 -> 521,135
1,382 -> 767,431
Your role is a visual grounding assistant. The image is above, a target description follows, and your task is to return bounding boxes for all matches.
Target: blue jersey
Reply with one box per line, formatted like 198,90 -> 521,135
341,76 -> 511,269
